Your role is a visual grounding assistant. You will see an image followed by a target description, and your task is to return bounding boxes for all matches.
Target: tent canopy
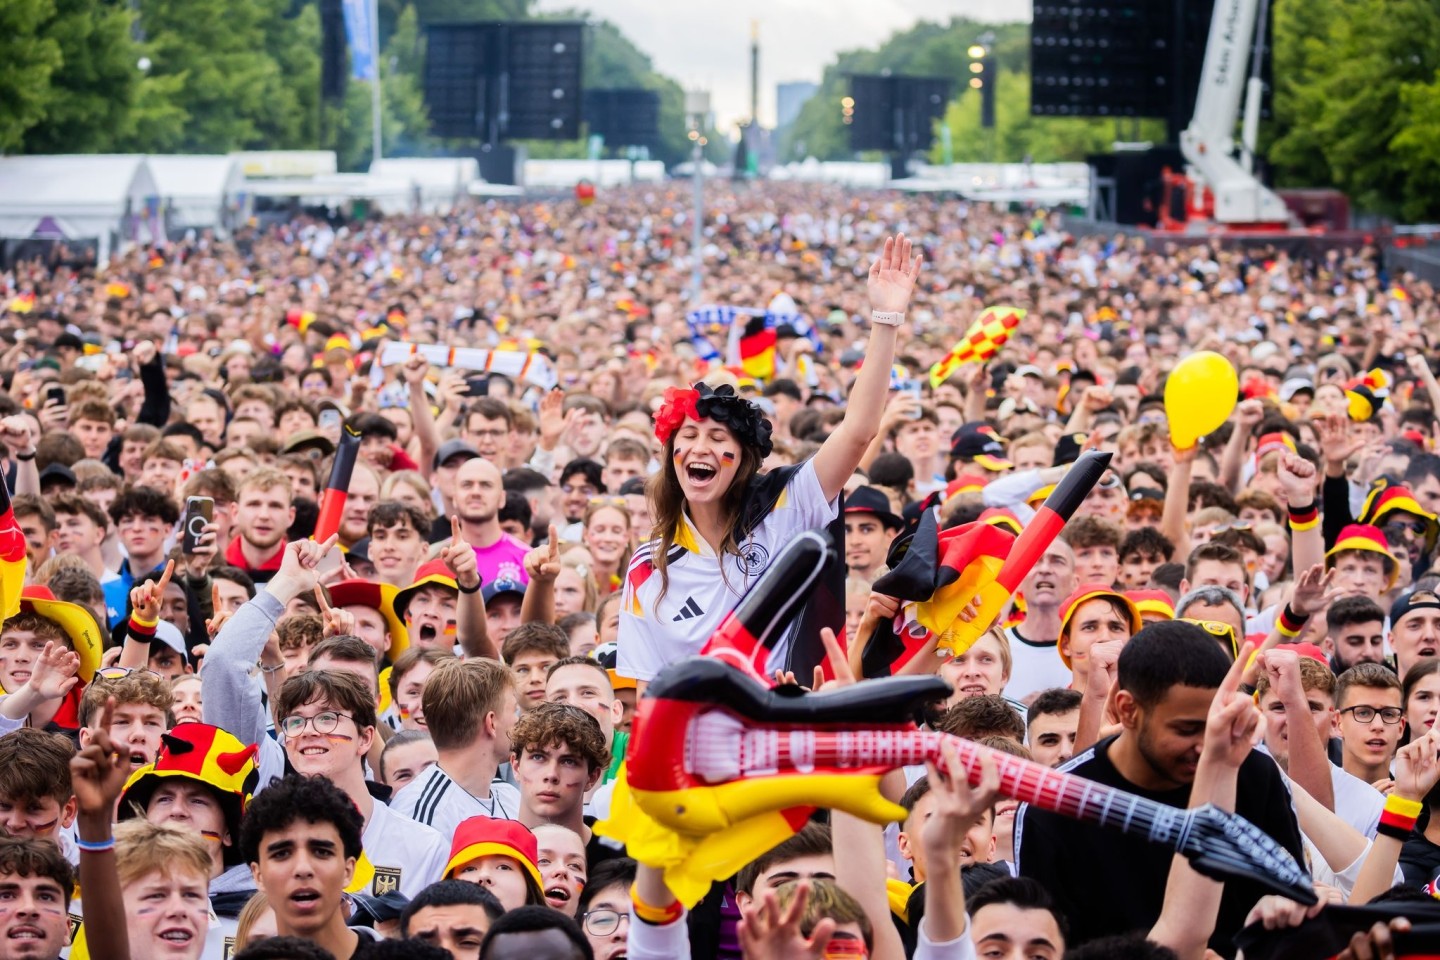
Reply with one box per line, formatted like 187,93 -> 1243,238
146,155 -> 246,231
0,155 -> 159,248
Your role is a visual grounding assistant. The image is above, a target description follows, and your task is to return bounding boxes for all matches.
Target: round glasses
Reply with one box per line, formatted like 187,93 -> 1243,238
581,909 -> 627,937
1340,705 -> 1405,725
279,711 -> 355,738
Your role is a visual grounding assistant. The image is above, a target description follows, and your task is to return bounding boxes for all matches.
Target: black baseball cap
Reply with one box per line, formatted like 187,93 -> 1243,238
434,439 -> 481,470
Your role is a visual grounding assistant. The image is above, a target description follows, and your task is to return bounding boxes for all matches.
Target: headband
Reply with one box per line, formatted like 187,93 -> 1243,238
654,383 -> 774,457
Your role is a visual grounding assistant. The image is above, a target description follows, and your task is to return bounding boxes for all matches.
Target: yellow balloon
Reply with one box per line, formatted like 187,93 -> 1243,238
1165,351 -> 1239,450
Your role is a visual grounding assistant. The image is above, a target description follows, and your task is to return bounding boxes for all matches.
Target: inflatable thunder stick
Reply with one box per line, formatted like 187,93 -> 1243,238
877,449 -> 1113,658
313,424 -> 361,544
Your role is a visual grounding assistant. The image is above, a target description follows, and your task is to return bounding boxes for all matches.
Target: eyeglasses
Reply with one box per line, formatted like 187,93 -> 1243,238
1180,618 -> 1239,657
1340,705 -> 1405,724
278,711 -> 355,738
467,429 -> 507,440
581,909 -> 627,937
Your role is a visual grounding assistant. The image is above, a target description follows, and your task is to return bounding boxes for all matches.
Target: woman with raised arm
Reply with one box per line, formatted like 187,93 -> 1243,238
619,235 -> 922,693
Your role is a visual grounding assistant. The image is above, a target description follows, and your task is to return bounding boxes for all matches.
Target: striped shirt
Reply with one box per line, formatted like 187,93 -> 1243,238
389,763 -> 521,838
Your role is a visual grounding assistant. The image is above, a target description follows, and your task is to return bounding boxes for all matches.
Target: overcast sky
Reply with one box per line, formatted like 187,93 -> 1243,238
536,0 -> 1030,130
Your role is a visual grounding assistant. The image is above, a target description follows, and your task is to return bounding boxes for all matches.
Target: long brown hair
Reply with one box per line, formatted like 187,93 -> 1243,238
646,431 -> 764,601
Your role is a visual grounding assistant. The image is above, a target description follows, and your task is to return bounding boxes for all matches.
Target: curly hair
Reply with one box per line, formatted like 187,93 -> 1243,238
509,702 -> 610,774
239,773 -> 364,865
79,670 -> 174,729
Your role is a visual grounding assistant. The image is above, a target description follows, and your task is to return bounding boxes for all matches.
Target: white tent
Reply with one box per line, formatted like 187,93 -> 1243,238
0,154 -> 161,263
370,158 -> 480,214
146,155 -> 247,236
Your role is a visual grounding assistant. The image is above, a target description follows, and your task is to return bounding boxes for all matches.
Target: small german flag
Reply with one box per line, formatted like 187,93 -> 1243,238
733,314 -> 777,380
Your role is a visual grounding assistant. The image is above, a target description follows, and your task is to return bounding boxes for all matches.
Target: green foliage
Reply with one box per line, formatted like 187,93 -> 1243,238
109,0 -> 320,153
21,0 -> 139,154
1270,0 -> 1440,219
0,0 -> 64,152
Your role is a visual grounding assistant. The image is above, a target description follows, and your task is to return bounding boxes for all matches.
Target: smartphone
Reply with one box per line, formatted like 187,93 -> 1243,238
318,409 -> 341,429
182,497 -> 213,554
895,379 -> 924,418
44,385 -> 65,408
463,374 -> 490,398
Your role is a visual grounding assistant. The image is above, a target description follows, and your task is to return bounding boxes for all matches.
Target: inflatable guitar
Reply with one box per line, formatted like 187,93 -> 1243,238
626,658 -> 1315,906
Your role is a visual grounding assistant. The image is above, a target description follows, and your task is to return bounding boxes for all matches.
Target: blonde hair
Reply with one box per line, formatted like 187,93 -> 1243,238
774,879 -> 873,951
114,820 -> 212,889
234,891 -> 272,948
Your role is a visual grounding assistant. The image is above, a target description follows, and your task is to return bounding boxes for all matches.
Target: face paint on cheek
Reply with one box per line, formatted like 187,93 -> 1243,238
200,831 -> 224,843
324,734 -> 354,744
720,451 -> 736,469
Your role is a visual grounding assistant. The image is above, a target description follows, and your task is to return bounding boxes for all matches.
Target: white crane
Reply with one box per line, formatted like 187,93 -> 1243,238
1177,0 -> 1293,227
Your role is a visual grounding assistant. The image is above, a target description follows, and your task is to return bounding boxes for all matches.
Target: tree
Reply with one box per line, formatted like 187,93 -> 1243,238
1270,0 -> 1440,218
113,0 -> 319,153
21,0 -> 140,154
0,0 -> 63,152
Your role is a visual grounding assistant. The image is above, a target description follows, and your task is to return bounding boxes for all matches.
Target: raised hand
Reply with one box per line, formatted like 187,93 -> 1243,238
27,641 -> 80,702
129,559 -> 175,623
1390,725 -> 1440,803
523,524 -> 562,584
811,627 -> 855,692
1234,398 -> 1265,430
441,516 -> 481,591
184,521 -> 219,579
737,880 -> 836,960
922,740 -> 1001,856
0,415 -> 35,457
866,234 -> 923,315
537,388 -> 567,450
1276,451 -> 1318,506
133,339 -> 158,368
1289,564 -> 1343,618
275,534 -> 339,597
1257,647 -> 1304,699
70,698 -> 130,818
1317,413 -> 1365,467
401,354 -> 429,388
314,586 -> 356,638
1205,641 -> 1266,770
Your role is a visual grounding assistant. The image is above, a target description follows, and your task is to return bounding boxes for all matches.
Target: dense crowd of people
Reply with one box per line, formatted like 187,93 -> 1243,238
0,182 -> 1436,960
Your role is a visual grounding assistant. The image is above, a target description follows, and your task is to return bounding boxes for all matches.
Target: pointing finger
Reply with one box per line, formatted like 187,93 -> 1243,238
155,559 -> 175,597
313,586 -> 332,617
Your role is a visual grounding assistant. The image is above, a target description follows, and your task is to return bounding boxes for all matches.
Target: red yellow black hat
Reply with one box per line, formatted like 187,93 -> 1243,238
394,559 -> 459,622
328,579 -> 408,659
444,816 -> 543,888
17,586 -> 103,683
1126,589 -> 1176,621
1359,482 -> 1439,553
1325,524 -> 1399,589
120,723 -> 258,866
1058,584 -> 1143,668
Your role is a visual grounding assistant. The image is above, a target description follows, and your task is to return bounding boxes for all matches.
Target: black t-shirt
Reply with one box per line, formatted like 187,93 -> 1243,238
1401,832 -> 1440,888
1016,735 -> 1304,958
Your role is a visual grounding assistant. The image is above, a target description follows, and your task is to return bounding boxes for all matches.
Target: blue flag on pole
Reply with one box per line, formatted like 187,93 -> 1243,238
342,0 -> 377,81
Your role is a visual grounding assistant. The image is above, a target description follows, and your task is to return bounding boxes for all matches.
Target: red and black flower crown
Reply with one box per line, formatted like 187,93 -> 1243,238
654,382 -> 773,457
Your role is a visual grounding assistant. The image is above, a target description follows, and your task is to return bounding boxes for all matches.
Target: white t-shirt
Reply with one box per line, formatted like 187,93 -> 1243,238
618,459 -> 838,681
1331,763 -> 1385,839
389,763 -> 521,838
1002,625 -> 1074,702
355,800 -> 450,897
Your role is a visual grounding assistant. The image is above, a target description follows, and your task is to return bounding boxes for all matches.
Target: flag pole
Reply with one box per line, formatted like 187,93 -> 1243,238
369,0 -> 382,166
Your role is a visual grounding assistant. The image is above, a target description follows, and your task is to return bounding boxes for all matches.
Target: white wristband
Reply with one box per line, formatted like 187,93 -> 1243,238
870,310 -> 905,327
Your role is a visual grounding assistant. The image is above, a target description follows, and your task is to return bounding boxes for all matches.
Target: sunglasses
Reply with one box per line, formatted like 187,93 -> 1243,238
1180,618 -> 1239,658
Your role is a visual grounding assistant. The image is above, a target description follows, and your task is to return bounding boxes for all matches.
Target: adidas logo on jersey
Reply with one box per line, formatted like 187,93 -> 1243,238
673,596 -> 704,621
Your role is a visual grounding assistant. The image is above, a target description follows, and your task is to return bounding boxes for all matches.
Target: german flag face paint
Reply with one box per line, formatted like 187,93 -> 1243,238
720,450 -> 737,469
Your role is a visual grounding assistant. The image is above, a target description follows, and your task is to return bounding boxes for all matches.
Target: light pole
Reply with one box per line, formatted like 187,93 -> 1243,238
685,89 -> 711,305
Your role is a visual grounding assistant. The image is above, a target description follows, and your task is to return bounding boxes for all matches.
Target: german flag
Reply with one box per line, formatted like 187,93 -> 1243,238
0,474 -> 25,621
313,426 -> 361,545
730,313 -> 777,380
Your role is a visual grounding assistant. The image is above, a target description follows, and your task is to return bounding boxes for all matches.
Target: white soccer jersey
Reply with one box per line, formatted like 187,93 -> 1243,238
354,799 -> 450,897
617,459 -> 837,682
389,763 -> 521,838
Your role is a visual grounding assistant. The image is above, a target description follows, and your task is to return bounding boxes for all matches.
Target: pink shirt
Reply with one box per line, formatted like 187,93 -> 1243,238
474,534 -> 530,585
